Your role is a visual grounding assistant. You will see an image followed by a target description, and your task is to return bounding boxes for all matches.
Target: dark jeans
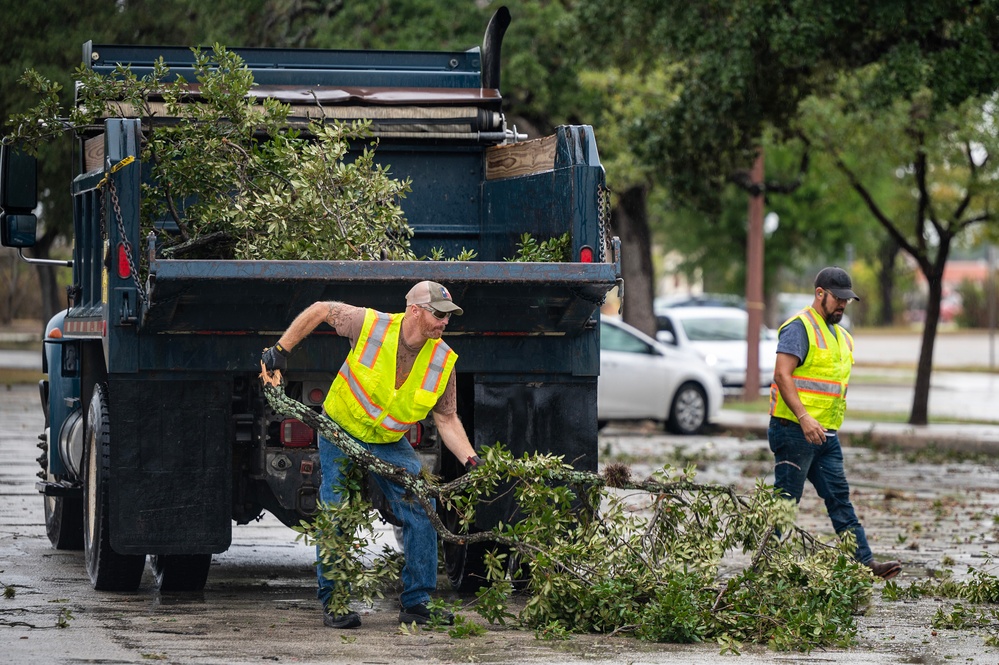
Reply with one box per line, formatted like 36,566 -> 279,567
767,417 -> 873,564
316,427 -> 437,610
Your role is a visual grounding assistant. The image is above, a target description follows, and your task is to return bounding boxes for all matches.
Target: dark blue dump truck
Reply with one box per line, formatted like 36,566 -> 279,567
0,11 -> 620,593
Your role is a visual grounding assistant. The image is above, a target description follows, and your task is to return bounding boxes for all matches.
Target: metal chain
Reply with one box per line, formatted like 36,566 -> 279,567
597,184 -> 612,264
102,157 -> 148,309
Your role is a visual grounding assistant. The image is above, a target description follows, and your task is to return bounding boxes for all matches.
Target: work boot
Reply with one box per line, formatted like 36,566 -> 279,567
323,609 -> 361,629
399,602 -> 454,626
866,559 -> 902,580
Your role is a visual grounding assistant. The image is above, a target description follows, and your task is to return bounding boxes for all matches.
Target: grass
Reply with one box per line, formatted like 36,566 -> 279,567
0,339 -> 41,352
0,368 -> 45,386
857,362 -> 999,375
721,394 -> 999,426
723,395 -> 912,423
0,368 -> 44,386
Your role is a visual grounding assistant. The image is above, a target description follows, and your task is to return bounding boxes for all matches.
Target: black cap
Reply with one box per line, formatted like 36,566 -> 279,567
814,266 -> 859,301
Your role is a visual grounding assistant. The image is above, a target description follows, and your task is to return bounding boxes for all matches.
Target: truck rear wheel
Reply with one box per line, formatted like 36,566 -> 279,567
44,478 -> 83,550
151,554 -> 213,592
84,384 -> 146,591
442,507 -> 490,592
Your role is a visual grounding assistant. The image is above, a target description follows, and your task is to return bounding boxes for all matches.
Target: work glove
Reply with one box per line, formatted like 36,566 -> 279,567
464,454 -> 482,473
262,342 -> 290,372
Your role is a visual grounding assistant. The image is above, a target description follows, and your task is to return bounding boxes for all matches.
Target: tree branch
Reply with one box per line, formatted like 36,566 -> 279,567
259,366 -> 829,582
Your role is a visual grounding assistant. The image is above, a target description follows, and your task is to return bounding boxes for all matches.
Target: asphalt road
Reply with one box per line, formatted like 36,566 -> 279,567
4,382 -> 999,663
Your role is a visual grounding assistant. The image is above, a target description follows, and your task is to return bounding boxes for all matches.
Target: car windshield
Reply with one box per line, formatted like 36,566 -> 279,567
678,316 -> 747,342
600,323 -> 653,354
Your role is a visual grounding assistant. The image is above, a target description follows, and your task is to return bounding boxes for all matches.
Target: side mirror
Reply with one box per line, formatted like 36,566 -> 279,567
1,213 -> 38,248
0,144 -> 38,249
656,330 -> 676,346
0,143 -> 38,212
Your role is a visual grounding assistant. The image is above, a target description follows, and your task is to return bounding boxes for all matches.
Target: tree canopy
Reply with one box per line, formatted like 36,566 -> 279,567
571,0 -> 999,423
573,0 -> 999,212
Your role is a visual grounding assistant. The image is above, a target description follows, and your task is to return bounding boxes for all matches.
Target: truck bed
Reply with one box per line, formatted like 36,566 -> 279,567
144,258 -> 617,335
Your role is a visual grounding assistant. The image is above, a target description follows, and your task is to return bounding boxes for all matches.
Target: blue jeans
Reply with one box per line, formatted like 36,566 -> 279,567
316,427 -> 437,610
767,417 -> 873,564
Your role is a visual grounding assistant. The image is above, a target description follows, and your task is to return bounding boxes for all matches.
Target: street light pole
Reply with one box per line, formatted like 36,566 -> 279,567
744,148 -> 764,402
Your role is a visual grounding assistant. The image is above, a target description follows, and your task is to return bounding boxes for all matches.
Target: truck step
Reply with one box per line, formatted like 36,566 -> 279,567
35,480 -> 83,498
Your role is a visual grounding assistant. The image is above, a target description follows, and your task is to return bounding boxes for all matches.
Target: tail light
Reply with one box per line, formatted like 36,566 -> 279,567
579,245 -> 594,263
280,419 -> 314,447
117,243 -> 131,278
404,422 -> 423,448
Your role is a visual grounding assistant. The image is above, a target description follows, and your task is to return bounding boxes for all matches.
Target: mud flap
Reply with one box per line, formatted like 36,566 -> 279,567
108,377 -> 232,554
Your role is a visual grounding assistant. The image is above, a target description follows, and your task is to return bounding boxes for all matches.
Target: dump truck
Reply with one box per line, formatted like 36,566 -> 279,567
0,8 -> 620,593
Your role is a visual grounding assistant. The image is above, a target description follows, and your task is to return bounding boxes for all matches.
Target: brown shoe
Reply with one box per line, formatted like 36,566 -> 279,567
866,560 -> 902,580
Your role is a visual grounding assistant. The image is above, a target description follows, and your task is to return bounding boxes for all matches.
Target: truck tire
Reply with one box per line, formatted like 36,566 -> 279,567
151,554 -> 213,592
83,384 -> 146,591
506,547 -> 531,591
442,507 -> 490,592
44,478 -> 83,550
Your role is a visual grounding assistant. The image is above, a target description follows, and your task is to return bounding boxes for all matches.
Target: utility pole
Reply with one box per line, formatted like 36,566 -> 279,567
744,148 -> 764,402
989,244 -> 996,370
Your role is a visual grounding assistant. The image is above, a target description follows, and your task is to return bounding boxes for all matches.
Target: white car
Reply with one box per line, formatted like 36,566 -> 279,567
599,317 -> 723,434
654,306 -> 778,394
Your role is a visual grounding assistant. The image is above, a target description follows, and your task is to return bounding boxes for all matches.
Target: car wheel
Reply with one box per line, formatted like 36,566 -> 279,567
665,382 -> 707,435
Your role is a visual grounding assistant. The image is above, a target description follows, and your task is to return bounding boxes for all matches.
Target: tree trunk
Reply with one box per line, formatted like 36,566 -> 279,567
31,230 -> 65,327
611,185 -> 657,337
877,237 -> 899,326
35,263 -> 62,325
910,247 -> 950,426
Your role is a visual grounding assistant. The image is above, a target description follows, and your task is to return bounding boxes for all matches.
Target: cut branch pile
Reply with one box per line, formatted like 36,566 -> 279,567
261,366 -> 877,653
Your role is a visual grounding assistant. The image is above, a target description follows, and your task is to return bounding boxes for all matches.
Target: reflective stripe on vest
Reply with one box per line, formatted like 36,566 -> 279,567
357,313 -> 392,368
421,343 -> 452,393
799,307 -> 856,354
337,351 -> 417,435
801,308 -> 829,350
790,376 -> 845,398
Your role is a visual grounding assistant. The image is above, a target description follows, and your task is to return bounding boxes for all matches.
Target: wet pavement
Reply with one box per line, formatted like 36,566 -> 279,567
4,382 -> 999,663
4,330 -> 999,663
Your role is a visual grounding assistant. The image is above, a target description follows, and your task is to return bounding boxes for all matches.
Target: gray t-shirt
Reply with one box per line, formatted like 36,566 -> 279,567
776,319 -> 810,366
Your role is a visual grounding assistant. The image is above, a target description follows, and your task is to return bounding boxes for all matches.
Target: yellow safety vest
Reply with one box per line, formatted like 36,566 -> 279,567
770,306 -> 855,430
324,309 -> 457,444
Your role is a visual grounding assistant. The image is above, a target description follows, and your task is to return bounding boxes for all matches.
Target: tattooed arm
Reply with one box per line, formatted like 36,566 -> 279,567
275,301 -> 360,352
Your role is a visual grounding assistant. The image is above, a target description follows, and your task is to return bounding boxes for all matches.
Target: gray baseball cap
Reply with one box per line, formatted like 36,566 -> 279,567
405,280 -> 464,315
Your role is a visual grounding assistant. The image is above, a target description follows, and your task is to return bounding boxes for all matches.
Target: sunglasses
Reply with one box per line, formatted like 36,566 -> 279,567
418,304 -> 450,320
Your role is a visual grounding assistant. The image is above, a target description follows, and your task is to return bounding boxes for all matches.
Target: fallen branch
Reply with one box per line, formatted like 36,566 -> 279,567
260,365 -> 762,548
259,366 -> 874,652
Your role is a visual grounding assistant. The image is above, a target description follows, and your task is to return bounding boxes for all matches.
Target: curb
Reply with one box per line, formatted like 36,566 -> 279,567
716,412 -> 999,456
